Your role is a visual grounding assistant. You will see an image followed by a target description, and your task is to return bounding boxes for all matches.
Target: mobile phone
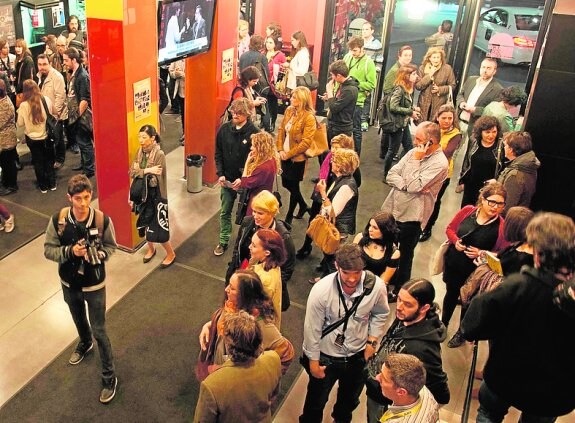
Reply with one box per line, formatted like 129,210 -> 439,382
425,140 -> 433,148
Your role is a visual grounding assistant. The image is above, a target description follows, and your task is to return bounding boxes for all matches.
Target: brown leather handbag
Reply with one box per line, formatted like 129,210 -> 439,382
306,208 -> 340,254
305,119 -> 328,158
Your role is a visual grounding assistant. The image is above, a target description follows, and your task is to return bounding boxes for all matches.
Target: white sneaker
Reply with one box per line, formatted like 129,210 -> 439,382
4,215 -> 13,233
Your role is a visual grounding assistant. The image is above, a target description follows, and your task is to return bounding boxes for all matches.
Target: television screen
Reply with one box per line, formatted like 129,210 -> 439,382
158,0 -> 216,65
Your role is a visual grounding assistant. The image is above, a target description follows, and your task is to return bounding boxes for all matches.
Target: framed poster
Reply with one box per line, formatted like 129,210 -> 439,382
221,47 -> 234,83
0,5 -> 16,45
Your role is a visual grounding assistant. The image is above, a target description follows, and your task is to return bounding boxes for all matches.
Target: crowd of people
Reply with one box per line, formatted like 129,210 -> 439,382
14,13 -> 571,423
0,15 -> 94,233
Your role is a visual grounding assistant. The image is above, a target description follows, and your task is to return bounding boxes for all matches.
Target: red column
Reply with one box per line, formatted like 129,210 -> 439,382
184,2 -> 240,183
87,0 -> 159,249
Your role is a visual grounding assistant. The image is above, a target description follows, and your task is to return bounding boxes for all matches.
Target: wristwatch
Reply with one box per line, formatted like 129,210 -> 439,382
366,339 -> 377,348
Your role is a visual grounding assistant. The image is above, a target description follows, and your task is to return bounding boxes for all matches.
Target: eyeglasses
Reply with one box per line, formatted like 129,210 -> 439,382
485,199 -> 505,208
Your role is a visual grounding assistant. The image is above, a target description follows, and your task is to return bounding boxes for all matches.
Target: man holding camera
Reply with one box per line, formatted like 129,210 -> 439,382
44,175 -> 118,404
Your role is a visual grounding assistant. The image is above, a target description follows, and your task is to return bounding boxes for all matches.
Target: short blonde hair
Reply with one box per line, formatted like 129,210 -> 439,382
331,148 -> 360,176
251,190 -> 279,216
331,134 -> 354,150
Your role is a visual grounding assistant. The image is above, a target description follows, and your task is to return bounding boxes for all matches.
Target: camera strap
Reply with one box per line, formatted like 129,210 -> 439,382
54,207 -> 105,239
320,271 -> 376,339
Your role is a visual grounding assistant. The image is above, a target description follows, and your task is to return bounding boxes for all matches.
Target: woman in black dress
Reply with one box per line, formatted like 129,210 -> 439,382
442,182 -> 507,347
458,116 -> 502,208
353,211 -> 400,286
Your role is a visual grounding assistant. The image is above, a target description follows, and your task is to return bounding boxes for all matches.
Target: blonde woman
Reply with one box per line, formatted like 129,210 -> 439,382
415,46 -> 456,122
237,20 -> 250,60
240,132 -> 280,216
276,86 -> 316,224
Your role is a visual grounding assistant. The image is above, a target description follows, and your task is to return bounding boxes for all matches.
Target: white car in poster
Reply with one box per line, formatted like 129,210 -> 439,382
474,6 -> 542,65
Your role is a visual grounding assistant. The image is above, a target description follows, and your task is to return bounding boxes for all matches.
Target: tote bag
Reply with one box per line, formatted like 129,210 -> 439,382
306,209 -> 340,254
305,120 -> 329,158
430,240 -> 450,276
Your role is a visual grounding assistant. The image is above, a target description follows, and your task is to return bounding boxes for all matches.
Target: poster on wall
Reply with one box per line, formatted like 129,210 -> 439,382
133,78 -> 152,122
221,48 -> 234,83
52,5 -> 65,28
0,5 -> 16,45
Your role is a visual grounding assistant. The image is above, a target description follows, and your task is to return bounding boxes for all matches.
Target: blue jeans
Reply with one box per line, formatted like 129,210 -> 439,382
383,126 -> 413,178
62,284 -> 115,384
74,123 -> 95,175
477,381 -> 557,423
352,106 -> 363,157
219,186 -> 237,246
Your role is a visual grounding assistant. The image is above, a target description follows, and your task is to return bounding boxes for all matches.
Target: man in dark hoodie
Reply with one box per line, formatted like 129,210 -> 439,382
365,278 -> 449,423
497,131 -> 539,215
213,97 -> 260,256
462,212 -> 575,423
320,60 -> 359,144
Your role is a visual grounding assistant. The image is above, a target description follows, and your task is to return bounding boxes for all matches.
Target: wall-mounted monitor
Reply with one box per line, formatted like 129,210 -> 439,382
158,0 -> 216,65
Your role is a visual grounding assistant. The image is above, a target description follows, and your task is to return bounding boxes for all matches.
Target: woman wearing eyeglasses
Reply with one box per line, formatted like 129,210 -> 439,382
441,182 -> 508,348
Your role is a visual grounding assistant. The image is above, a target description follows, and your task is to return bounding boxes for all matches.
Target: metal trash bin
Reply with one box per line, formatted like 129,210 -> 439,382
186,154 -> 206,193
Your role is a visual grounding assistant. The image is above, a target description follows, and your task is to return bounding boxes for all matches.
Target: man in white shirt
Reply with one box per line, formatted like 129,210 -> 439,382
456,57 -> 503,137
37,54 -> 67,169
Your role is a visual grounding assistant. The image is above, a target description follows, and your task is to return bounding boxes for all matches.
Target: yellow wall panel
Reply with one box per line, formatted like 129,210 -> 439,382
86,0 -> 124,21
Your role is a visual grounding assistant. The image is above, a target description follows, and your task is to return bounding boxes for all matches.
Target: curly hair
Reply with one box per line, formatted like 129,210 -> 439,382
254,228 -> 287,271
499,85 -> 527,106
245,132 -> 280,176
233,269 -> 276,323
229,97 -> 254,119
331,148 -> 360,176
347,36 -> 364,50
331,134 -> 354,150
422,46 -> 446,66
360,211 -> 398,251
222,311 -> 262,363
472,115 -> 501,143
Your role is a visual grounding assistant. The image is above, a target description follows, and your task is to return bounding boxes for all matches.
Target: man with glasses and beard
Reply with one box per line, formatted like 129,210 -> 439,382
365,278 -> 450,423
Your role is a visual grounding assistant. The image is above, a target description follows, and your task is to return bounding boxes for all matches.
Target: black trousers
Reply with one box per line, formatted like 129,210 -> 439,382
0,147 -> 18,189
27,137 -> 56,190
395,221 -> 422,293
300,351 -> 367,423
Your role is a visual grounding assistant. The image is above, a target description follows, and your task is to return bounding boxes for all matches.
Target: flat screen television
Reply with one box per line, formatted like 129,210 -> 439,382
158,0 -> 216,65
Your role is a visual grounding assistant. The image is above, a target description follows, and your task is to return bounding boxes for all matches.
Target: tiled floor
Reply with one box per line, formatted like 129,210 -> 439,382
1,121 -> 574,422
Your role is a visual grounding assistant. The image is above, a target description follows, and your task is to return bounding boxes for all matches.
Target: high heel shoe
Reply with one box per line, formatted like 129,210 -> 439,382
296,245 -> 312,259
294,206 -> 310,220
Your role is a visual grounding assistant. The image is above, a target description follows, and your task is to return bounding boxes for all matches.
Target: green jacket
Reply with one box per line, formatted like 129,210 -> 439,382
343,53 -> 376,106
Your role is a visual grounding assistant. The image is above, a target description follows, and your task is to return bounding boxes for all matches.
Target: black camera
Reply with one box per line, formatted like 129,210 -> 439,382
84,227 -> 102,266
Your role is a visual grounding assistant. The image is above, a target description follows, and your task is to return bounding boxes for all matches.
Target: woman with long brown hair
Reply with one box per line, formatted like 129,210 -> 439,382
14,39 -> 35,96
284,30 -> 310,91
276,86 -> 316,224
382,64 -> 420,180
17,80 -> 55,193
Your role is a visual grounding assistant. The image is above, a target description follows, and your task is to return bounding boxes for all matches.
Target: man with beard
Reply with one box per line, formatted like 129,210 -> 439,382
213,97 -> 259,256
365,278 -> 449,423
60,15 -> 85,45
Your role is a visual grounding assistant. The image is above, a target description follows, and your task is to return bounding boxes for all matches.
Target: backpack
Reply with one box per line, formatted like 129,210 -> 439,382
377,88 -> 402,134
253,59 -> 271,96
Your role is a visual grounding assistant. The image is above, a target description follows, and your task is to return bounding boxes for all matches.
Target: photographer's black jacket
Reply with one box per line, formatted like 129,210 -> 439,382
44,207 -> 117,290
